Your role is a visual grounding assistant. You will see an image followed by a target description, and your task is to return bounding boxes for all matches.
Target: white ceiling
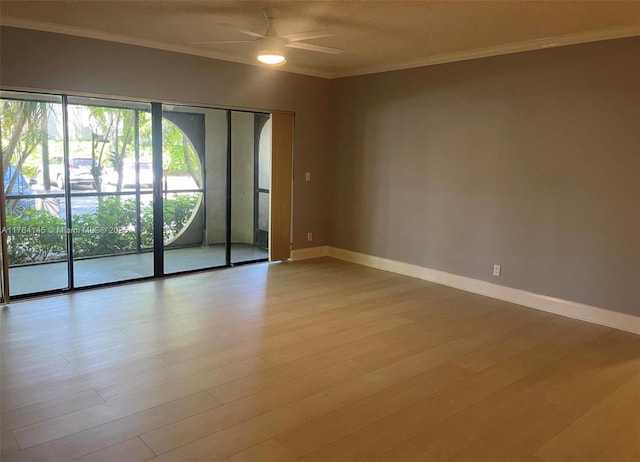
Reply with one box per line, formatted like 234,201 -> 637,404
1,1 -> 639,78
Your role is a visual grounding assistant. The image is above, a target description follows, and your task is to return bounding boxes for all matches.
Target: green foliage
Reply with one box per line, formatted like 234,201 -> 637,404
139,194 -> 200,246
5,210 -> 66,263
140,203 -> 154,248
89,106 -> 141,192
162,195 -> 199,242
1,100 -> 47,195
72,197 -> 138,258
21,165 -> 38,179
6,195 -> 201,265
162,120 -> 201,183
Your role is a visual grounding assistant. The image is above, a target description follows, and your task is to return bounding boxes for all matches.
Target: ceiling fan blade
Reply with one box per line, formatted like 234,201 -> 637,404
285,41 -> 343,55
190,40 -> 255,45
281,30 -> 334,42
216,23 -> 266,39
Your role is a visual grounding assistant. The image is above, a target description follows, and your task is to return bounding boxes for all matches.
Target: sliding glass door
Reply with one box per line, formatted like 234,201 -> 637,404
66,97 -> 154,287
0,91 -> 274,299
1,92 -> 69,296
161,106 -> 227,274
231,111 -> 271,264
161,105 -> 272,273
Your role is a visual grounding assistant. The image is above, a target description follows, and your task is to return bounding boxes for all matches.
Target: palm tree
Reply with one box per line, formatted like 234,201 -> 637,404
1,100 -> 45,215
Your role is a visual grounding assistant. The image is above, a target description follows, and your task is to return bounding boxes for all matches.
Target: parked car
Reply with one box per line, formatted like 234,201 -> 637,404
41,156 -> 100,189
106,159 -> 153,189
3,165 -> 35,217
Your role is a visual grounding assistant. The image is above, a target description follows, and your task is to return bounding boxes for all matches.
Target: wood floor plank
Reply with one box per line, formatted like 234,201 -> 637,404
429,342 -> 571,413
445,400 -> 576,462
275,363 -> 470,457
12,356 -> 269,448
218,439 -> 297,462
533,374 -> 640,462
520,456 -> 545,462
408,323 -> 624,460
451,319 -> 569,373
0,328 -> 40,345
1,430 -> 20,455
260,316 -> 413,365
410,362 -> 571,460
2,391 -> 219,462
1,356 -> 170,412
348,309 -> 513,373
298,394 -> 457,462
135,300 -> 417,387
444,337 -> 640,462
2,328 -> 129,363
68,437 -> 155,462
594,424 -> 640,462
207,323 -> 429,404
156,306 -> 408,367
2,388 -> 105,431
95,350 -> 274,401
1,258 -> 638,462
139,391 -> 275,455
325,338 -> 477,404
141,358 -> 365,455
148,393 -> 342,461
210,359 -> 368,409
1,354 -> 73,390
370,442 -> 440,462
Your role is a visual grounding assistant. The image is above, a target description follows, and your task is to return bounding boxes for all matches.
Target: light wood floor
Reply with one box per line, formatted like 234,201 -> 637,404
1,257 -> 639,462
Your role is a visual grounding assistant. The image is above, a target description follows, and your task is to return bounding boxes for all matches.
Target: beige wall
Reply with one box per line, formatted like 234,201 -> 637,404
329,37 -> 640,316
0,26 -> 331,251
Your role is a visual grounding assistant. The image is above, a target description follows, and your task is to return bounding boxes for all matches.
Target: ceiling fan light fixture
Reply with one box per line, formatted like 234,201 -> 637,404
257,51 -> 286,65
257,37 -> 286,65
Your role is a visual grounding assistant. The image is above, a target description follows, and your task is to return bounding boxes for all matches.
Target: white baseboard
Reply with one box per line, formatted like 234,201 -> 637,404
324,246 -> 640,335
291,246 -> 329,261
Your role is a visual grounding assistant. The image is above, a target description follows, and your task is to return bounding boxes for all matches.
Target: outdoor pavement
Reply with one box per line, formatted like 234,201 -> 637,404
8,244 -> 267,297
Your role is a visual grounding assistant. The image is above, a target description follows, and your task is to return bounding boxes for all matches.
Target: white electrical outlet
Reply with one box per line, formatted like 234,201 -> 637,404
307,232 -> 313,241
305,172 -> 311,182
493,264 -> 501,277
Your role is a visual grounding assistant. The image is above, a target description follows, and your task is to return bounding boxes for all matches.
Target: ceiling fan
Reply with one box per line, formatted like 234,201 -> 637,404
190,10 -> 343,65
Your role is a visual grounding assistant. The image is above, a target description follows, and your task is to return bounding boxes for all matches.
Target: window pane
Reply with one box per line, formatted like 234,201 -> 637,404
1,91 -> 69,296
162,105 -> 226,274
66,97 -> 154,287
231,111 -> 270,264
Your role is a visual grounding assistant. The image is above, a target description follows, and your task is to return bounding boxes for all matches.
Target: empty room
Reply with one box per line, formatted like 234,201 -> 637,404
1,1 -> 639,461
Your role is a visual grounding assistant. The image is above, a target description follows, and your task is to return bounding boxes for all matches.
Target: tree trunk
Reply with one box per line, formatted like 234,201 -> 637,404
41,103 -> 51,192
183,135 -> 200,188
2,105 -> 28,180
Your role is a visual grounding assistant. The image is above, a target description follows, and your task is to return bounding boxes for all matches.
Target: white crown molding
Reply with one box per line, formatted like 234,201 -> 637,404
316,247 -> 639,335
1,16 -> 638,80
329,24 -> 640,79
0,16 -> 333,79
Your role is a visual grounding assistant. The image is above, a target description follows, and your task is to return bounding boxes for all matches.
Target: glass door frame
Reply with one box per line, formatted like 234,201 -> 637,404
230,110 -> 272,266
66,96 -> 155,288
1,90 -> 271,301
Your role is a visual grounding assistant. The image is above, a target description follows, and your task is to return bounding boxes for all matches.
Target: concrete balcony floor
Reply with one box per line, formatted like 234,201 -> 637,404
7,244 -> 268,297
